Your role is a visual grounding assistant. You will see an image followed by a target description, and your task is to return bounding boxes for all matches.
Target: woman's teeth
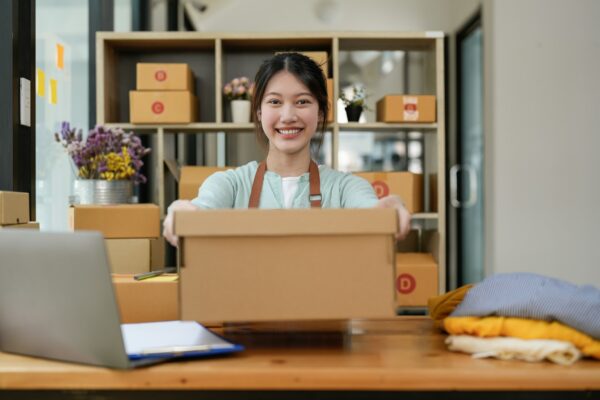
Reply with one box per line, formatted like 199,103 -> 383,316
277,129 -> 302,135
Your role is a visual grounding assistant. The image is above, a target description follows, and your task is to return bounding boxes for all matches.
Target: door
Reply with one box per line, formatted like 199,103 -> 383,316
451,12 -> 484,286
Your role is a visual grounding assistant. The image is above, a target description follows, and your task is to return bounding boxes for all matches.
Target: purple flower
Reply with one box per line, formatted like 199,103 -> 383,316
55,122 -> 151,183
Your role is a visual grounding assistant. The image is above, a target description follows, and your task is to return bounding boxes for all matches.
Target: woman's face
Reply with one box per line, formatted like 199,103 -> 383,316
258,70 -> 320,158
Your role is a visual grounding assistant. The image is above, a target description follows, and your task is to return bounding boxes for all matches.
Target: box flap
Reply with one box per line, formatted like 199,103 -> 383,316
174,208 -> 397,237
396,252 -> 436,266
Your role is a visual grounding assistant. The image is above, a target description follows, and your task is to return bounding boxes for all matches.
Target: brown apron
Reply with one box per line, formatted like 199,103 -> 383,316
248,160 -> 322,208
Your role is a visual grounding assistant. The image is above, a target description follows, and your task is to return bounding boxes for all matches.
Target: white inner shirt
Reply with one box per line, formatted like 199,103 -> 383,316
281,176 -> 301,208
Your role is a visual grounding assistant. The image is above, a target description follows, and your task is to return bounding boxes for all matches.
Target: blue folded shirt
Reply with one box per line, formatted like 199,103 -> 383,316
450,272 -> 600,339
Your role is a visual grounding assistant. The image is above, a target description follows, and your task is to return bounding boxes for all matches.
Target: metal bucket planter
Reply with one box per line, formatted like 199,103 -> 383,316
72,179 -> 133,205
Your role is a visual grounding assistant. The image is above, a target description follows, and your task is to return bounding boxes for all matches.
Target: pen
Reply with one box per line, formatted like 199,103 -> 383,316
134,267 -> 177,281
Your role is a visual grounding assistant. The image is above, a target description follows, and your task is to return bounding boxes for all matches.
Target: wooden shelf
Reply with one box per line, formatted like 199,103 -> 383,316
106,122 -> 436,133
97,31 -> 447,294
339,122 -> 438,131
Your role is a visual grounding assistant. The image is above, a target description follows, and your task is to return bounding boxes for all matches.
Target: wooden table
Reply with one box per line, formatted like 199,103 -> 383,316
1,318 -> 599,399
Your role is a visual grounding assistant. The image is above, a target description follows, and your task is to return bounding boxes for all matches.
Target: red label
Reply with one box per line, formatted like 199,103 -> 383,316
371,181 -> 389,199
404,103 -> 417,113
397,273 -> 416,294
151,101 -> 165,114
155,70 -> 167,81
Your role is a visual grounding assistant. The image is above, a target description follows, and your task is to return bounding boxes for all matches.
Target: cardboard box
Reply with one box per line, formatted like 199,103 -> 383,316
112,274 -> 179,323
175,209 -> 397,323
105,238 -> 165,274
129,90 -> 197,124
0,222 -> 39,230
136,63 -> 194,91
302,51 -> 329,77
395,252 -> 438,307
0,191 -> 29,225
179,166 -> 231,200
430,173 -> 438,212
69,204 -> 160,238
376,95 -> 436,123
326,78 -> 333,122
354,172 -> 424,213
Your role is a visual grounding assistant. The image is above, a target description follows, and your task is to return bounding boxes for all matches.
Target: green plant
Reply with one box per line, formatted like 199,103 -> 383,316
340,84 -> 370,110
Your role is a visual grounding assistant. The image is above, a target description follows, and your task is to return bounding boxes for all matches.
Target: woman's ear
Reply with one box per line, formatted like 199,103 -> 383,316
257,110 -> 261,121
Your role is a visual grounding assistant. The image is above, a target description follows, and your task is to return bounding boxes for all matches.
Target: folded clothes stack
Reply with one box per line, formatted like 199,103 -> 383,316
428,273 -> 600,365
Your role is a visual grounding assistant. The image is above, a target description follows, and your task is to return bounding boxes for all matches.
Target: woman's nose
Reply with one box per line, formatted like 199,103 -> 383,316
280,104 -> 298,122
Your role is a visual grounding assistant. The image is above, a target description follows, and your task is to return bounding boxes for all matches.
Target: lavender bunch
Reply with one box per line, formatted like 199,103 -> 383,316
55,122 -> 151,183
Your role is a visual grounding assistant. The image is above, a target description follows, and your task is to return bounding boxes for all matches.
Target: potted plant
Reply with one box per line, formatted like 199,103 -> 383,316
223,76 -> 255,123
55,122 -> 151,204
340,84 -> 369,122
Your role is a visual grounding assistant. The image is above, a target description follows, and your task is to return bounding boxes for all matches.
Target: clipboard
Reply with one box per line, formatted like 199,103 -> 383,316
122,321 -> 244,361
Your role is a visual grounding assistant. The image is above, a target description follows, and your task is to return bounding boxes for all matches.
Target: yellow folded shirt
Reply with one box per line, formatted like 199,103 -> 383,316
428,284 -> 473,327
444,316 -> 600,360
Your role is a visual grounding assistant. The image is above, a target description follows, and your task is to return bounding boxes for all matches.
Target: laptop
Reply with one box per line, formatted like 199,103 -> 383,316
0,230 -> 243,369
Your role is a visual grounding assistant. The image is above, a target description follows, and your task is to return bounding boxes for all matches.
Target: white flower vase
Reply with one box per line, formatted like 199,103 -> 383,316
231,99 -> 251,123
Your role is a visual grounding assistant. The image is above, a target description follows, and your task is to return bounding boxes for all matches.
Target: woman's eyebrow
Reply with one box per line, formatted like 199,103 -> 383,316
265,91 -> 314,97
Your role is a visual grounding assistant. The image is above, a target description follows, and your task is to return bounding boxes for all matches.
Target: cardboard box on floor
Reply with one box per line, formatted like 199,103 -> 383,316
353,171 -> 424,213
179,166 -> 232,200
395,252 -> 438,307
0,222 -> 39,230
129,90 -> 197,124
376,95 -> 436,123
175,208 -> 397,323
136,63 -> 194,91
105,238 -> 165,274
69,204 -> 160,238
112,274 -> 178,323
0,191 -> 29,225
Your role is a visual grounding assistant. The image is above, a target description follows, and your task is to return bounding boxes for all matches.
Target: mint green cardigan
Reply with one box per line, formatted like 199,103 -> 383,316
191,161 -> 378,209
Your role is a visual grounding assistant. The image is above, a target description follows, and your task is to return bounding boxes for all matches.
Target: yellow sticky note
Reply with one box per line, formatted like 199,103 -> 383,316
36,68 -> 45,97
49,79 -> 57,105
56,44 -> 64,70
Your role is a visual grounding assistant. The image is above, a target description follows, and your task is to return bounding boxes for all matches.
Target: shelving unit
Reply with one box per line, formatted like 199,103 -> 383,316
96,31 -> 446,294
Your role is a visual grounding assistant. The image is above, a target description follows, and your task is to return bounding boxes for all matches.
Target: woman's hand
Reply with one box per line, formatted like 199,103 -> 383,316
375,195 -> 411,241
163,200 -> 199,247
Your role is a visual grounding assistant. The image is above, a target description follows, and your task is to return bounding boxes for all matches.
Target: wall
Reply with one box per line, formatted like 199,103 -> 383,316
192,0 -> 479,33
483,0 -> 600,284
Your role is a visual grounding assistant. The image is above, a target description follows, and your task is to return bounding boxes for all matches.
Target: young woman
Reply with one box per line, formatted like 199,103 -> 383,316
163,52 -> 410,246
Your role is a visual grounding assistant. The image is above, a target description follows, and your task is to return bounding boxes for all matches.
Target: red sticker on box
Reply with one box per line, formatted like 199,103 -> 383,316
151,101 -> 164,114
403,97 -> 419,121
155,70 -> 167,81
371,181 -> 389,199
397,273 -> 416,294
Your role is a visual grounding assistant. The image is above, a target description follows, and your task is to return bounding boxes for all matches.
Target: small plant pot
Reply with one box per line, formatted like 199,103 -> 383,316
231,99 -> 251,123
345,105 -> 363,122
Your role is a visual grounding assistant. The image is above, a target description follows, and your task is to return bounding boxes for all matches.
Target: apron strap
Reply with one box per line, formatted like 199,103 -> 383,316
248,160 -> 321,208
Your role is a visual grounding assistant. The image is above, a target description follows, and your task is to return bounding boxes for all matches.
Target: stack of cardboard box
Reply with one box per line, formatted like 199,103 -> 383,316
350,172 -> 438,308
129,63 -> 198,124
69,204 -> 163,274
69,203 -> 178,323
0,191 -> 39,230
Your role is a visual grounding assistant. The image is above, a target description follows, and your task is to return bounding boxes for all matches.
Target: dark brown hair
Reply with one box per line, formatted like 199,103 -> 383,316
251,52 -> 329,155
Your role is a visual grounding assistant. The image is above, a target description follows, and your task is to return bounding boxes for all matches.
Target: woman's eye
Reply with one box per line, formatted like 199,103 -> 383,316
266,98 -> 281,105
297,99 -> 311,105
